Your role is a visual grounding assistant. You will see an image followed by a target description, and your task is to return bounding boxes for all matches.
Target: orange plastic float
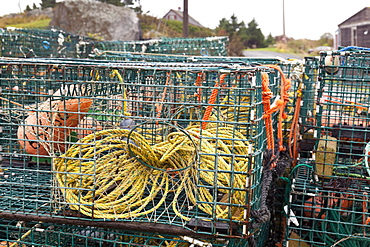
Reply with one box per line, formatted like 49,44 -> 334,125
17,98 -> 93,155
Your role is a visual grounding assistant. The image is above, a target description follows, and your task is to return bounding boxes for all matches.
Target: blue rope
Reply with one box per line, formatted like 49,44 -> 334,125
339,46 -> 370,52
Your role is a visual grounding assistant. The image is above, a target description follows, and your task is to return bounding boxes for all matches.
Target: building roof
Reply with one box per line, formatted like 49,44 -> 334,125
163,9 -> 204,27
338,7 -> 370,27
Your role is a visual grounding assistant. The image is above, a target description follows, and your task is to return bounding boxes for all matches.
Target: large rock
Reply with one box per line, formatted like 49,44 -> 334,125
50,0 -> 140,41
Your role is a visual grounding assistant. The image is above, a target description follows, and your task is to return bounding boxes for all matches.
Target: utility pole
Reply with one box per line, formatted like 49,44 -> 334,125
183,0 -> 189,38
283,0 -> 286,42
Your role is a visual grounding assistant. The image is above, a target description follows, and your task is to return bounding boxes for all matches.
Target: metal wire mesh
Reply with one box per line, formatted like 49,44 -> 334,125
93,36 -> 229,56
297,56 -> 320,159
0,58 -> 281,238
88,51 -> 303,147
284,49 -> 370,246
0,27 -> 92,58
286,163 -> 370,247
0,219 -> 271,246
315,51 -> 370,178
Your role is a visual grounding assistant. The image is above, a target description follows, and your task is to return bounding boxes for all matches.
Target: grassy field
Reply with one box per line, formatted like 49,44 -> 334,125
8,18 -> 51,28
0,14 -> 50,29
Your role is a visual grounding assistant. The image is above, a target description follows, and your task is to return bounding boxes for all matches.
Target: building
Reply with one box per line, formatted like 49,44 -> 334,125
162,8 -> 204,28
337,7 -> 370,48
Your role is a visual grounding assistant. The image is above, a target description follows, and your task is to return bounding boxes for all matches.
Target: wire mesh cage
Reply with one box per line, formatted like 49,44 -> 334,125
0,219 -> 271,247
93,36 -> 229,56
0,220 -> 218,247
314,50 -> 370,178
286,163 -> 370,247
90,50 -> 282,64
88,51 -> 303,149
296,56 -> 320,160
0,27 -> 92,58
0,58 -> 285,239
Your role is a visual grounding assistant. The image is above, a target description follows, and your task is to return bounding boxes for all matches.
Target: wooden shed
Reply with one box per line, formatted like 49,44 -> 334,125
338,7 -> 370,47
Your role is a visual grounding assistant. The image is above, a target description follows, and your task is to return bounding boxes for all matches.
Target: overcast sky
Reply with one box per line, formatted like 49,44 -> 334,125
0,0 -> 369,40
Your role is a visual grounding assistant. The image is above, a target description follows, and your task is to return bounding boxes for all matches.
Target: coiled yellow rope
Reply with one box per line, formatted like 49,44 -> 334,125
54,123 -> 251,221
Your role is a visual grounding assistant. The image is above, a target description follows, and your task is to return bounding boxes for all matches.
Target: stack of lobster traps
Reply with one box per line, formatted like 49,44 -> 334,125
0,27 -> 93,58
0,56 -> 295,246
92,36 -> 229,57
286,49 -> 370,246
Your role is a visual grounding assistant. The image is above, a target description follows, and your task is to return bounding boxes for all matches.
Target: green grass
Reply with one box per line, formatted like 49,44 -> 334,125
244,45 -> 308,58
6,18 -> 51,28
244,47 -> 278,52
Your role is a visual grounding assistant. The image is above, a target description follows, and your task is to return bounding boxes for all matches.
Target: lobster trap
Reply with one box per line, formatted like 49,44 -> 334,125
0,219 -> 270,247
296,56 -> 320,159
286,162 -> 370,247
314,50 -> 370,178
89,51 -> 304,148
93,36 -> 229,56
0,27 -> 92,58
0,58 -> 286,239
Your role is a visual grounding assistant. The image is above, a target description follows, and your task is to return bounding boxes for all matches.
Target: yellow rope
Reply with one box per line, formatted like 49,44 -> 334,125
54,124 -> 251,221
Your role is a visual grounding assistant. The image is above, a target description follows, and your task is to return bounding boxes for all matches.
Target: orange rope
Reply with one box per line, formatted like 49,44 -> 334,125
324,95 -> 368,110
0,96 -> 25,108
262,73 -> 275,154
155,72 -> 171,121
194,72 -> 203,102
265,65 -> 291,152
201,74 -> 227,130
363,193 -> 369,236
289,88 -> 302,167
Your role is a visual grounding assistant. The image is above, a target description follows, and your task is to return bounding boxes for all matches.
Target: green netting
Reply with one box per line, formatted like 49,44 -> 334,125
0,58 -> 285,238
93,36 -> 229,56
0,27 -> 93,58
285,163 -> 370,247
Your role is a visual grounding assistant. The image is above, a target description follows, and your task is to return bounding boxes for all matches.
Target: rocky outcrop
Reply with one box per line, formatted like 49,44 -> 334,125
50,0 -> 141,41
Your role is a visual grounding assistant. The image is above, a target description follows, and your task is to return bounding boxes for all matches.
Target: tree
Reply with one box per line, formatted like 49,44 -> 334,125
318,32 -> 334,47
32,3 -> 38,9
40,0 -> 56,9
216,15 -> 249,56
25,5 -> 32,12
265,33 -> 275,47
245,19 -> 265,48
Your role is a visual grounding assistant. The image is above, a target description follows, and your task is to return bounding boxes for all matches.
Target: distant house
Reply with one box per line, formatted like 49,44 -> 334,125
337,7 -> 370,48
163,8 -> 204,28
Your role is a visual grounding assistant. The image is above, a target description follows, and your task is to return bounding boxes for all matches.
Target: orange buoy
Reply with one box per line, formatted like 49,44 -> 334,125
17,98 -> 93,155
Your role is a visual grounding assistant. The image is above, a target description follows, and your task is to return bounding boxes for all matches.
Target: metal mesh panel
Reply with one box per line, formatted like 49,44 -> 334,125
285,49 -> 370,246
0,59 -> 280,238
0,28 -> 92,58
297,56 -> 320,159
88,51 -> 303,147
0,219 -> 271,246
286,163 -> 370,246
93,36 -> 229,56
315,51 -> 370,178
